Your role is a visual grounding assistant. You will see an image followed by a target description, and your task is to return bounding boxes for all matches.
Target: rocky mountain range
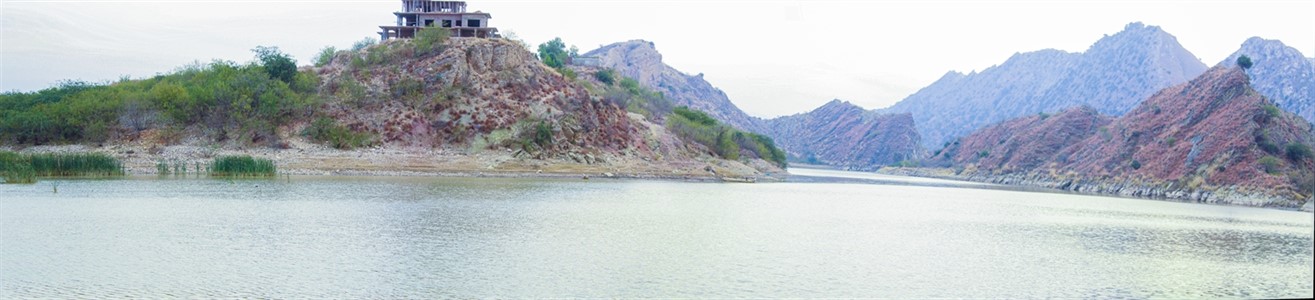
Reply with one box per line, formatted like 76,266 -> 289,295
882,22 -> 1207,149
580,40 -> 764,132
928,66 -> 1315,207
581,40 -> 923,168
1218,37 -> 1315,123
761,100 -> 921,170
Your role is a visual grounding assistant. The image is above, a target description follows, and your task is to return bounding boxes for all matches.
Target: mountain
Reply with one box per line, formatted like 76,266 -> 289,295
884,22 -> 1207,149
1218,37 -> 1315,123
762,100 -> 921,170
580,40 -> 763,132
929,66 -> 1315,208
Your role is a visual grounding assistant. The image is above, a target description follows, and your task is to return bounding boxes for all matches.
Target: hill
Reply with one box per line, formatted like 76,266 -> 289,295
762,100 -> 922,170
926,66 -> 1315,208
883,22 -> 1207,149
1218,37 -> 1315,123
0,35 -> 785,180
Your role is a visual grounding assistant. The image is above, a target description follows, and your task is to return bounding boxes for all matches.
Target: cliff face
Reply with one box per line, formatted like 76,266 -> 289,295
885,22 -> 1207,149
933,66 -> 1315,207
1218,37 -> 1315,123
581,40 -> 763,132
763,100 -> 921,170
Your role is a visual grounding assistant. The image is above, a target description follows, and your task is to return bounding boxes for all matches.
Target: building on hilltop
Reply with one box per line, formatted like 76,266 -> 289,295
379,0 -> 499,40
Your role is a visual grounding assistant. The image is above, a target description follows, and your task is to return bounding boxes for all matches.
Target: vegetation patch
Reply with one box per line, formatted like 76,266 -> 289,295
303,117 -> 375,149
209,155 -> 276,177
0,151 -> 124,183
667,107 -> 787,168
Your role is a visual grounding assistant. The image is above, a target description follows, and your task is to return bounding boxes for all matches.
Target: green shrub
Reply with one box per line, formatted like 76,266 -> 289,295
413,27 -> 450,56
209,155 -> 276,177
351,37 -> 377,51
1237,55 -> 1253,69
533,121 -> 554,147
314,46 -> 337,67
304,117 -> 374,149
1131,160 -> 1141,170
1259,156 -> 1282,174
1286,143 -> 1313,161
977,150 -> 990,158
537,37 -> 568,68
666,106 -> 786,168
252,46 -> 298,83
594,69 -> 617,85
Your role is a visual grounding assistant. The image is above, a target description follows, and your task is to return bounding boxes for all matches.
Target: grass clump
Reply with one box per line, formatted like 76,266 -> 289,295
0,151 -> 124,183
209,155 -> 276,177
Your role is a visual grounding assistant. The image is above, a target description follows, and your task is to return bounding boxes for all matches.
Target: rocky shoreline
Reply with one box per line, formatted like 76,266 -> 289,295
2,143 -> 786,183
878,167 -> 1314,212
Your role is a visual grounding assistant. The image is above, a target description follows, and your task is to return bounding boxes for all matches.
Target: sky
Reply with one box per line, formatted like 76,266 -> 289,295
2,0 -> 1312,118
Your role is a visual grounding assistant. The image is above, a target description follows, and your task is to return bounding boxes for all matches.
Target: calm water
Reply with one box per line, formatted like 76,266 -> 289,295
2,171 -> 1312,298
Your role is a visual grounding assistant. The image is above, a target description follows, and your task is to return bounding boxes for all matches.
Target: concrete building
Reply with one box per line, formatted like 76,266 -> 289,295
379,0 -> 498,40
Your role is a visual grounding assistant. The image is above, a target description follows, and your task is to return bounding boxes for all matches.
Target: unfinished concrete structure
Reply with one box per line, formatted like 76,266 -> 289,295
379,0 -> 498,40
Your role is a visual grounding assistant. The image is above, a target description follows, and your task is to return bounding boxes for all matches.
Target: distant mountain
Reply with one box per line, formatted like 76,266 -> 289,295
1218,37 -> 1315,123
930,66 -> 1315,208
580,40 -> 763,132
884,22 -> 1207,149
763,100 -> 921,170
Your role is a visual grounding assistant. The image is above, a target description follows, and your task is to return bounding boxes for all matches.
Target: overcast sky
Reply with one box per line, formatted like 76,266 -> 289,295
2,0 -> 1312,117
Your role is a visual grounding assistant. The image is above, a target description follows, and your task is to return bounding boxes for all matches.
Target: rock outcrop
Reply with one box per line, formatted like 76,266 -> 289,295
1218,37 -> 1315,123
930,66 -> 1315,208
883,22 -> 1207,149
580,40 -> 763,132
763,100 -> 921,170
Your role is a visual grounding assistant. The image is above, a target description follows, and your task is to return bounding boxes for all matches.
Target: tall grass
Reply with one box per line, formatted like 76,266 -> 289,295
209,155 -> 276,177
0,151 -> 124,183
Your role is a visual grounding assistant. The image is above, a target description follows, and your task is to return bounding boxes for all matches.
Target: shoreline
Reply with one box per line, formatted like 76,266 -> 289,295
876,167 -> 1315,212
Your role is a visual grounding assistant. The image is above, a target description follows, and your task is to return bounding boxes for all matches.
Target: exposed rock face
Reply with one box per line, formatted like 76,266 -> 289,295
763,100 -> 921,170
884,22 -> 1207,149
1218,37 -> 1315,123
318,38 -> 640,154
581,40 -> 763,132
932,66 -> 1315,208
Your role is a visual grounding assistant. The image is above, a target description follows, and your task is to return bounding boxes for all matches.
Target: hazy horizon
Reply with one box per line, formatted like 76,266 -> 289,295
2,0 -> 1312,118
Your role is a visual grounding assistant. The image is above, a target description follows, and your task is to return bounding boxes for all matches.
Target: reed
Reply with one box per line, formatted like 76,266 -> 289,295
208,155 -> 276,177
0,151 -> 123,183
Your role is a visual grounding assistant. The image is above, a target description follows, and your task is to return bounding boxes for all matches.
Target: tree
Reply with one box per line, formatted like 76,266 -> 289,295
414,27 -> 450,56
351,37 -> 378,51
1237,55 -> 1253,69
537,37 -> 568,68
252,46 -> 297,83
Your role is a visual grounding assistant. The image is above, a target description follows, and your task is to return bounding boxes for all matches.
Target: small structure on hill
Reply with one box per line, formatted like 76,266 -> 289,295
379,0 -> 498,40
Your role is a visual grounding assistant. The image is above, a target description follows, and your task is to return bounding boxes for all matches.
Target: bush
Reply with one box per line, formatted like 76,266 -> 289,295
533,121 -> 554,147
1131,160 -> 1141,170
1287,143 -> 1313,161
594,69 -> 617,85
1259,156 -> 1282,174
537,37 -> 569,68
1237,55 -> 1253,69
252,46 -> 298,83
413,27 -> 450,56
315,46 -> 337,67
304,117 -> 374,149
352,37 -> 378,51
209,155 -> 276,177
977,150 -> 990,158
666,106 -> 786,168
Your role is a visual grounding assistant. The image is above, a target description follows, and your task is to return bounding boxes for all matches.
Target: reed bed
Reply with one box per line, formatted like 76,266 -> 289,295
0,151 -> 124,183
208,155 -> 276,177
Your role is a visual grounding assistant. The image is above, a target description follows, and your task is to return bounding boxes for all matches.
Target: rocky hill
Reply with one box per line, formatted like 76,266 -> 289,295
928,66 -> 1315,208
1218,37 -> 1315,123
580,40 -> 763,132
884,22 -> 1207,149
762,100 -> 921,170
1,37 -> 785,180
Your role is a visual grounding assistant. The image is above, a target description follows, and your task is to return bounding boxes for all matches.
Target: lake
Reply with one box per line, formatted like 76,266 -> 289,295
2,169 -> 1312,298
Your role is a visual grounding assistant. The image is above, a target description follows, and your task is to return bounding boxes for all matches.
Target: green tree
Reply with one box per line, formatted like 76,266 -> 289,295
537,37 -> 568,68
1237,55 -> 1253,69
351,37 -> 378,51
252,46 -> 297,83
